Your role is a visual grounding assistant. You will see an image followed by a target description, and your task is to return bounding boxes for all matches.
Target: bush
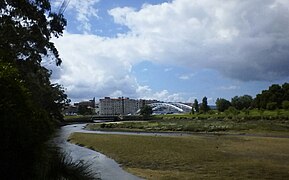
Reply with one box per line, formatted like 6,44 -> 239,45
225,107 -> 239,116
282,101 -> 289,110
266,102 -> 278,110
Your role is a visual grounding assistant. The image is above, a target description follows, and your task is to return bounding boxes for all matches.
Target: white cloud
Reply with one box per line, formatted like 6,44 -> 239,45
219,85 -> 239,90
52,32 -> 181,102
52,0 -> 289,101
164,68 -> 172,72
108,0 -> 289,81
52,32 -> 137,100
137,88 -> 185,102
179,73 -> 194,80
53,0 -> 100,33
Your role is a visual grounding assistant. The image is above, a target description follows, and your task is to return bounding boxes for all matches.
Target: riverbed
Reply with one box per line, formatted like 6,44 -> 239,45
53,124 -> 142,180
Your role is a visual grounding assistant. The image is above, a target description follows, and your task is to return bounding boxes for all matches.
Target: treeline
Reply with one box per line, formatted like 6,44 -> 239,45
192,96 -> 211,114
0,1 -> 93,179
215,83 -> 289,112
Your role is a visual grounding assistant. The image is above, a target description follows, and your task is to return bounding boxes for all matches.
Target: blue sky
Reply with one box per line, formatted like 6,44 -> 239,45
49,0 -> 289,104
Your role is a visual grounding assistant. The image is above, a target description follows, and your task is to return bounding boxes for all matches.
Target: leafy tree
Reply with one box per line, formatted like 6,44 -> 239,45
216,98 -> 231,112
0,0 -> 68,121
0,63 -> 54,178
200,96 -> 210,113
191,106 -> 194,114
231,95 -> 253,110
78,105 -> 93,115
0,1 -> 88,179
225,106 -> 239,117
193,99 -> 199,113
266,102 -> 278,110
140,105 -> 153,117
282,100 -> 289,110
282,83 -> 289,99
253,83 -> 289,109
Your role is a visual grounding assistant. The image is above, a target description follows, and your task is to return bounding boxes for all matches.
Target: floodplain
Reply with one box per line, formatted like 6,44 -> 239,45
69,112 -> 289,179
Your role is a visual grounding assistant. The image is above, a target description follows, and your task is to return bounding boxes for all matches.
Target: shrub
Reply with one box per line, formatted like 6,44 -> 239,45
266,102 -> 278,110
282,101 -> 289,110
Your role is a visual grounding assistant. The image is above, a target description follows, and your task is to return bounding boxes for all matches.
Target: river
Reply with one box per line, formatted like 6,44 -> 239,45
53,124 -> 143,180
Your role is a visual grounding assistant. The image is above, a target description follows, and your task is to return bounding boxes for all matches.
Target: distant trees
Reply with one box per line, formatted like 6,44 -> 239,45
140,105 -> 153,117
78,106 -> 93,115
282,101 -> 289,110
216,98 -> 231,112
231,95 -> 253,110
266,102 -> 278,110
213,83 -> 289,112
200,97 -> 210,113
253,83 -> 289,110
193,99 -> 199,113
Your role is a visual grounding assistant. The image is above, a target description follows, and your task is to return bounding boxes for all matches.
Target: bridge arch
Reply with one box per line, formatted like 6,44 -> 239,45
148,103 -> 184,113
137,102 -> 192,114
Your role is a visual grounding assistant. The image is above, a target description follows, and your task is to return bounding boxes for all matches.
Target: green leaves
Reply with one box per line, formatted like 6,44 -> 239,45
0,0 -> 66,66
0,1 -> 69,178
140,105 -> 153,116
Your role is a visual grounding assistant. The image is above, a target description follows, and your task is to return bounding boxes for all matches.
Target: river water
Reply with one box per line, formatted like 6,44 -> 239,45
53,124 -> 143,180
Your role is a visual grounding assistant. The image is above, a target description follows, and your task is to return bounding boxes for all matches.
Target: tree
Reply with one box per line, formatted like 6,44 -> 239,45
200,96 -> 210,113
78,105 -> 93,115
140,105 -> 153,117
0,0 -> 68,121
282,100 -> 289,110
282,83 -> 289,100
0,1 -> 76,179
231,95 -> 253,110
193,99 -> 199,113
266,102 -> 278,110
225,106 -> 239,117
253,83 -> 289,110
0,0 -> 66,66
216,98 -> 231,112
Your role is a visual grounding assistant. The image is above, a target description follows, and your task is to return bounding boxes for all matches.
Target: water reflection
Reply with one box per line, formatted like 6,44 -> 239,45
53,124 -> 142,180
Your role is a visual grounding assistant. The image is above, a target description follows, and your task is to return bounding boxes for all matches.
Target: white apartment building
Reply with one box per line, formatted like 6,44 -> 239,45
99,97 -> 158,115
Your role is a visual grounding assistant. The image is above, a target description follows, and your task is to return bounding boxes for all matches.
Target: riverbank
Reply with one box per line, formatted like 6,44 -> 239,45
55,124 -> 142,180
86,118 -> 289,136
69,132 -> 289,179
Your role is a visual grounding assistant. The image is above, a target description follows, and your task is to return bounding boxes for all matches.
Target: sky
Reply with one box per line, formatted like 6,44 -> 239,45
47,0 -> 289,104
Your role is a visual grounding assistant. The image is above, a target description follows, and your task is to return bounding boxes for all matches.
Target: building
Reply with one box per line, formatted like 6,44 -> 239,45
99,97 -> 158,115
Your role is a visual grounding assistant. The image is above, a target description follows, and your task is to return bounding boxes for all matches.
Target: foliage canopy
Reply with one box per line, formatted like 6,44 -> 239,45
0,0 -> 72,179
140,105 -> 153,117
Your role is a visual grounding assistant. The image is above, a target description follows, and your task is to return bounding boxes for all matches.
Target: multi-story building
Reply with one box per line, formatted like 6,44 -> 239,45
99,97 -> 158,115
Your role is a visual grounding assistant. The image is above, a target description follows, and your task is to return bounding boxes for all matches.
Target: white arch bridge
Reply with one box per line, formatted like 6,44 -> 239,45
146,102 -> 192,114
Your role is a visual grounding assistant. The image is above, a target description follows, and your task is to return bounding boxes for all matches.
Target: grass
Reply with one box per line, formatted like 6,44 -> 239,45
86,118 -> 289,136
155,109 -> 289,119
69,133 -> 289,179
63,115 -> 94,123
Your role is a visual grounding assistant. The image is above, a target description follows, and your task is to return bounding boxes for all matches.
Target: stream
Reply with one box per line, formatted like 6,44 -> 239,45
53,124 -> 143,180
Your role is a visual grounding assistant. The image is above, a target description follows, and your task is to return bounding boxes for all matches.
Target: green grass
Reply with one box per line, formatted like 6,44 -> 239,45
87,118 -> 289,136
69,133 -> 289,179
63,115 -> 93,123
155,109 -> 289,120
64,115 -> 86,119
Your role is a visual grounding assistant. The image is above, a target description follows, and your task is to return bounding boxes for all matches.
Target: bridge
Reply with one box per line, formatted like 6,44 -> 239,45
145,102 -> 192,114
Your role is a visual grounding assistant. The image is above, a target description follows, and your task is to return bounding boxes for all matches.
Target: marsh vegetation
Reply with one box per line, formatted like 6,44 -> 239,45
69,132 -> 289,179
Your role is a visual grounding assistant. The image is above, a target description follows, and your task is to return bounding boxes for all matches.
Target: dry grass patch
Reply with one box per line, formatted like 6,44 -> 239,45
69,133 -> 289,179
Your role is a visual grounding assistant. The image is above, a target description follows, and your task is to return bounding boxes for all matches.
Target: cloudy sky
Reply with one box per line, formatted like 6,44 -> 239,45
48,0 -> 289,104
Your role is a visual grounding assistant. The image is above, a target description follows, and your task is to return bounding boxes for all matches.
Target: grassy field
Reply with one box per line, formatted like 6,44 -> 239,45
86,118 -> 289,136
154,109 -> 289,120
86,109 -> 289,135
69,133 -> 289,179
